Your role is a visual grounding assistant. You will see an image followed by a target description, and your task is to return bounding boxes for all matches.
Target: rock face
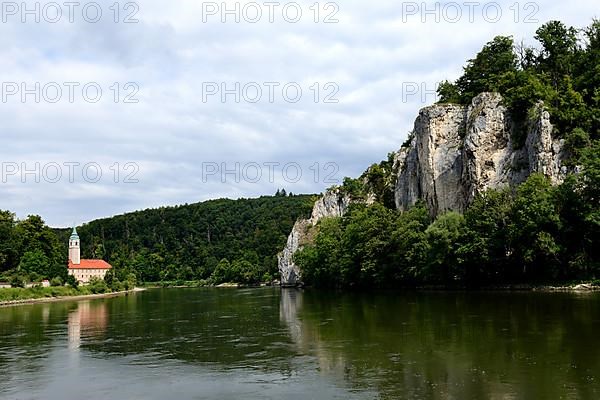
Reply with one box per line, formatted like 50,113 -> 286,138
395,93 -> 566,215
279,92 -> 567,284
278,189 -> 351,286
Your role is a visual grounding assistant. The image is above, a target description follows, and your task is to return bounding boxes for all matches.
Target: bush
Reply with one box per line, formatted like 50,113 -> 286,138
88,277 -> 109,294
10,275 -> 25,288
103,270 -> 114,286
50,277 -> 63,287
262,272 -> 273,283
125,273 -> 137,290
66,274 -> 79,289
110,279 -> 124,292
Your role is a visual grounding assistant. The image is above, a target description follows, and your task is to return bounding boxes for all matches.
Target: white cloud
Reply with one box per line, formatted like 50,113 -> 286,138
0,0 -> 597,226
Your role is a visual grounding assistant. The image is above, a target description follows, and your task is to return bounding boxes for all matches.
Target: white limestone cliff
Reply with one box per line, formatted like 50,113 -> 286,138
279,92 -> 567,285
278,189 -> 351,286
395,93 -> 566,214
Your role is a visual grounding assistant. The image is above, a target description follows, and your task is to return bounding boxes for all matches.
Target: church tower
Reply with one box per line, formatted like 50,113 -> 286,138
69,227 -> 80,265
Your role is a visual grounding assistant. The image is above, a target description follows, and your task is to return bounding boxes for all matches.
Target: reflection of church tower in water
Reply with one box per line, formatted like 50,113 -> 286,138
68,301 -> 109,350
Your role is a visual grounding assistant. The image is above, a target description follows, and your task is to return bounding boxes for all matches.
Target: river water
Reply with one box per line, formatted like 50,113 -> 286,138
1,288 -> 599,399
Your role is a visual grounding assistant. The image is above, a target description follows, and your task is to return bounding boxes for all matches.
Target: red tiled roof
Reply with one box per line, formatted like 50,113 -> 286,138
68,259 -> 112,270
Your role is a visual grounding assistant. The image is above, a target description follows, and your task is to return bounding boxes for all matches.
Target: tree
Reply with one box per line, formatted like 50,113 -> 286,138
423,212 -> 466,284
125,273 -> 137,290
534,21 -> 578,87
210,258 -> 233,284
455,36 -> 517,102
104,269 -> 115,286
295,217 -> 344,288
459,189 -> 513,285
509,174 -> 562,280
437,80 -> 461,103
0,210 -> 17,272
66,274 -> 79,289
18,250 -> 49,278
388,203 -> 430,284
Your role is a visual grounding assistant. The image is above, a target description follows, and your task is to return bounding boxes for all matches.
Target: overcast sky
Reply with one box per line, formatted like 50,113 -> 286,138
0,0 -> 597,226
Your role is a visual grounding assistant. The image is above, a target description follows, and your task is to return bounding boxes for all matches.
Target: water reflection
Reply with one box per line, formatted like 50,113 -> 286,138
1,289 -> 599,399
68,301 -> 108,350
281,290 -> 600,399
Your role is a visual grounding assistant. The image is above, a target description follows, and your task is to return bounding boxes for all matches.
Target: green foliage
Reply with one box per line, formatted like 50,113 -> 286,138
458,189 -> 513,283
18,250 -> 49,277
297,163 -> 600,288
0,214 -> 67,282
509,174 -> 562,279
52,195 -> 313,284
0,211 -> 18,272
438,20 -> 600,148
296,203 -> 432,288
436,80 -> 460,104
534,21 -> 578,86
565,128 -> 591,160
341,153 -> 397,208
104,269 -> 114,286
124,273 -> 137,290
88,277 -> 109,294
50,277 -> 63,287
10,274 -> 25,288
66,274 -> 78,289
453,36 -> 518,103
295,217 -> 344,287
0,286 -> 93,302
210,258 -> 234,284
341,177 -> 365,199
422,212 -> 466,283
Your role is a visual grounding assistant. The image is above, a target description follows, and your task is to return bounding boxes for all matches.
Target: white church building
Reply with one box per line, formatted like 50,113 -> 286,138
68,227 -> 112,283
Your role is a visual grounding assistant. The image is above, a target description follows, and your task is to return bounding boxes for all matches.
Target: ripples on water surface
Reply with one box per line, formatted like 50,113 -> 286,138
1,288 -> 599,399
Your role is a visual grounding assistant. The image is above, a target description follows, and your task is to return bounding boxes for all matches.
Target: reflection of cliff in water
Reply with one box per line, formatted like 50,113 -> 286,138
84,288 -> 298,372
280,289 -> 600,399
280,289 -> 349,377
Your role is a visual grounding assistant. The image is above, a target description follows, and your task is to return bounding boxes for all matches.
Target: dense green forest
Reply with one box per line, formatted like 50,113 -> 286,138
295,20 -> 600,288
0,213 -> 66,286
2,20 -> 599,290
0,192 -> 314,286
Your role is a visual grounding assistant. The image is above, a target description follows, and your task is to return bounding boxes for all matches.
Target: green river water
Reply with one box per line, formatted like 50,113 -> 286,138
1,288 -> 599,399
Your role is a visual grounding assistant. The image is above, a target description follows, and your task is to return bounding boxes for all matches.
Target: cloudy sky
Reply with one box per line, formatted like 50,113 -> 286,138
0,0 -> 597,226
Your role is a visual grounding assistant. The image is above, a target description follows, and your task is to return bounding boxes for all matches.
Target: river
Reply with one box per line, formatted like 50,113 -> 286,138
1,288 -> 599,399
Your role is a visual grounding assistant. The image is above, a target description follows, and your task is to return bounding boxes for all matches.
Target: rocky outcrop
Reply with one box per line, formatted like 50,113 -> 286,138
395,103 -> 467,215
279,92 -> 567,284
395,93 -> 566,215
278,189 -> 351,286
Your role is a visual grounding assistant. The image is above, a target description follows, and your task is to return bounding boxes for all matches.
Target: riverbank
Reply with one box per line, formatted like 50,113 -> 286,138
0,287 -> 145,307
280,282 -> 600,292
142,280 -> 279,289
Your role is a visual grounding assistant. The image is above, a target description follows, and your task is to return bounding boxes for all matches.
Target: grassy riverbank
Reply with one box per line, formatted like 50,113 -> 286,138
0,286 -> 93,302
0,287 -> 144,307
142,280 -> 277,289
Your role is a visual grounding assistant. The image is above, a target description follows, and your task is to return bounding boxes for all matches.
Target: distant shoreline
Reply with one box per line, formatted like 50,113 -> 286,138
0,287 -> 146,308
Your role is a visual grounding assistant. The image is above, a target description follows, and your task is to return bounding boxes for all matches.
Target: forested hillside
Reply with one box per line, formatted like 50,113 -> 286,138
295,20 -> 600,288
1,193 -> 315,286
